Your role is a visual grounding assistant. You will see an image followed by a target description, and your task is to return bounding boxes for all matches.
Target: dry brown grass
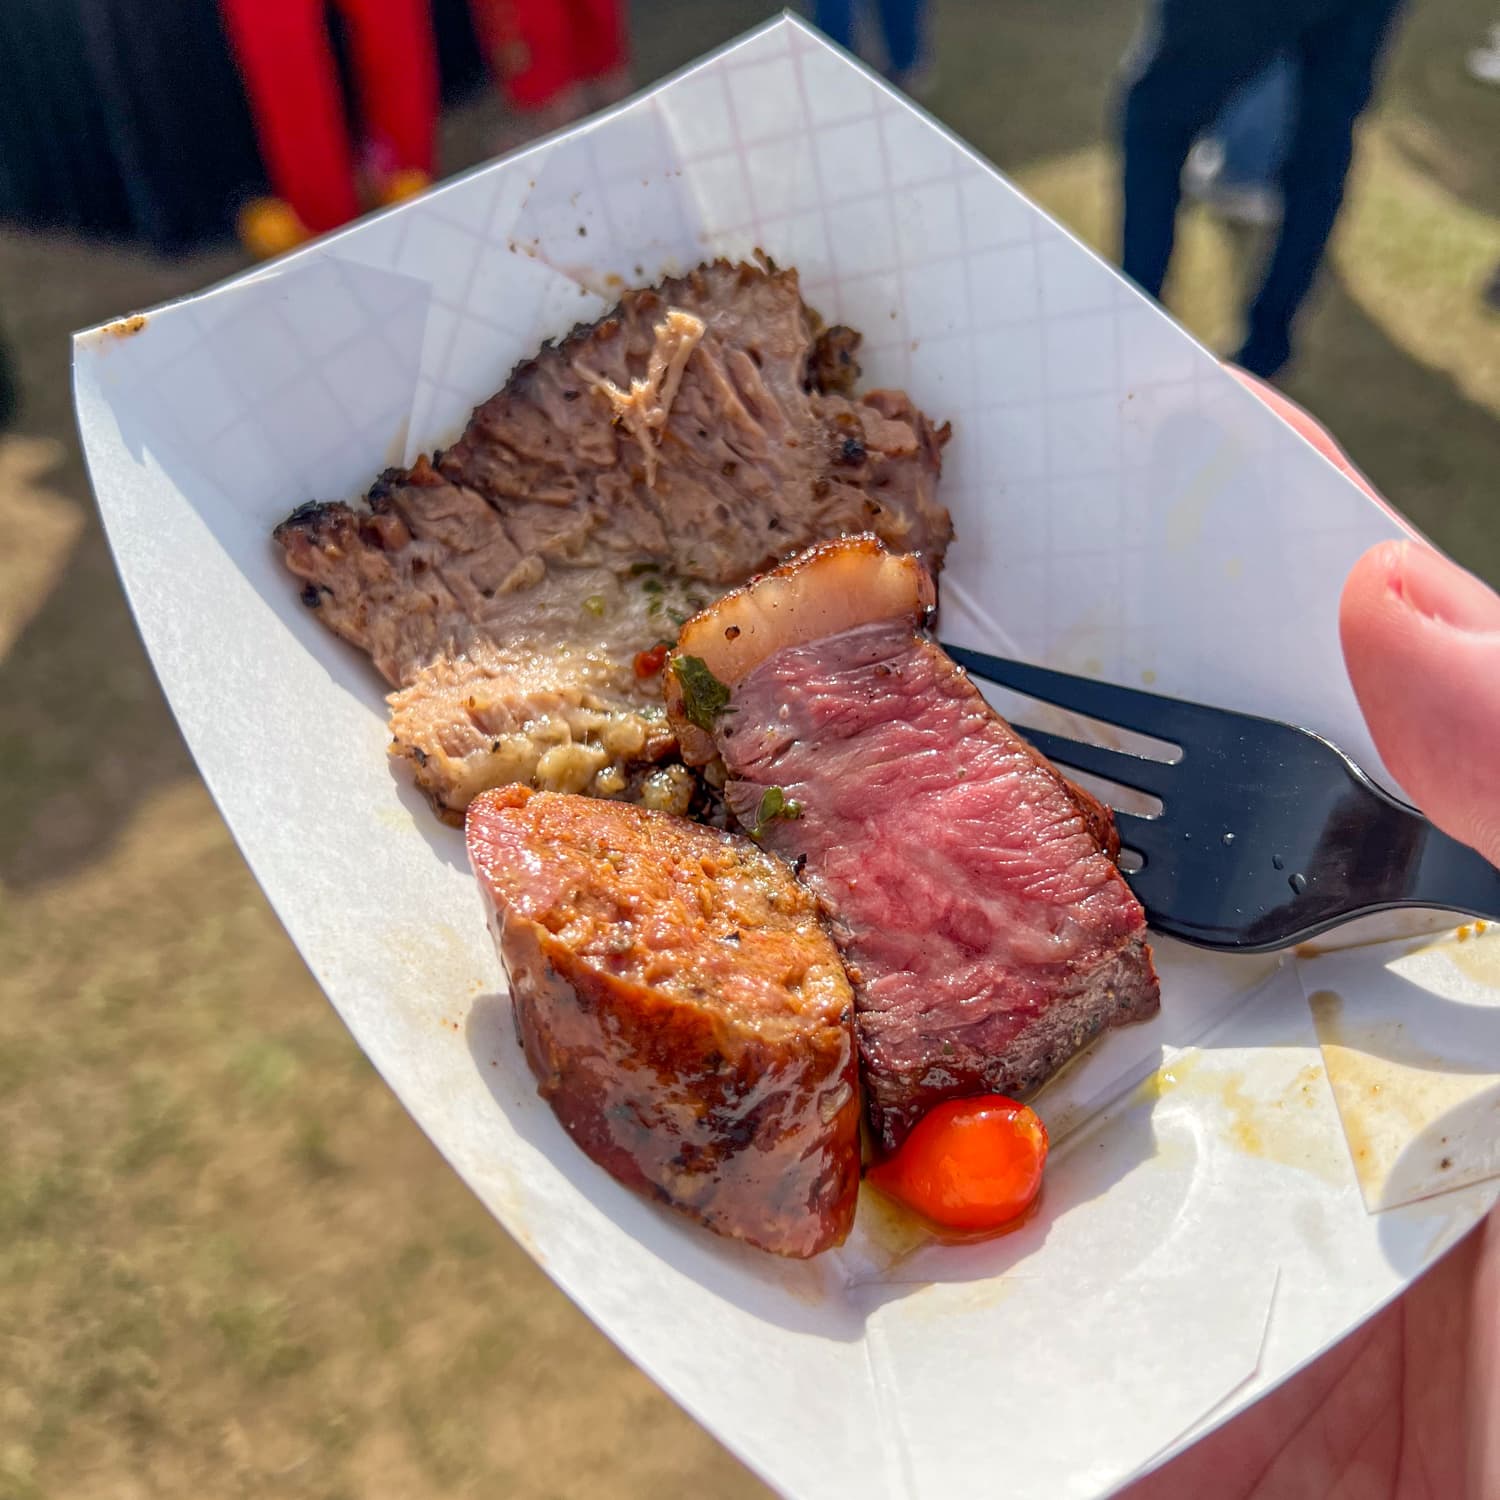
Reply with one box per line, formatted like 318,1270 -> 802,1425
2,0 -> 1496,1495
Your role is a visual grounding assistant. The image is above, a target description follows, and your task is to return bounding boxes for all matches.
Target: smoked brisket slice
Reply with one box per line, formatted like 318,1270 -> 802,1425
275,261 -> 951,820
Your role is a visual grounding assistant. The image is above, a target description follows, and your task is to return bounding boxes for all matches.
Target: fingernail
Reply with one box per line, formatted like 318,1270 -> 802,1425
1390,540 -> 1500,633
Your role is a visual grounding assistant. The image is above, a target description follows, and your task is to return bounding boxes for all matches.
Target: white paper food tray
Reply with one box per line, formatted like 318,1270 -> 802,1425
72,18 -> 1500,1499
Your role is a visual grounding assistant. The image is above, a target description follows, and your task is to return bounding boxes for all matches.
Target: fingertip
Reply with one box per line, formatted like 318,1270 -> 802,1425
1339,540 -> 1407,678
1347,538 -> 1407,594
1339,542 -> 1500,866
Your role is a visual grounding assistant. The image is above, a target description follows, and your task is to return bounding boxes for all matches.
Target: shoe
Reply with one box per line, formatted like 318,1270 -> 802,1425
1232,331 -> 1292,380
1467,45 -> 1500,84
1183,139 -> 1281,226
886,61 -> 935,101
375,168 -> 431,208
236,197 -> 311,260
1182,139 -> 1226,202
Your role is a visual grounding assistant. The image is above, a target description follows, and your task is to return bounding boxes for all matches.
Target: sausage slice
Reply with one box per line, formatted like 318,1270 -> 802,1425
466,786 -> 860,1257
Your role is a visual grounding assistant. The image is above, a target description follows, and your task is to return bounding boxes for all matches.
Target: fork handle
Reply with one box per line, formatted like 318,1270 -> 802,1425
1408,819 -> 1500,923
1243,777 -> 1500,951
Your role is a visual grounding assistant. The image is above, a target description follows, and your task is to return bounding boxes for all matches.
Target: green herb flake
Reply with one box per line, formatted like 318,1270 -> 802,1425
641,578 -> 664,595
582,593 -> 606,617
751,786 -> 803,839
671,655 -> 733,733
629,562 -> 660,577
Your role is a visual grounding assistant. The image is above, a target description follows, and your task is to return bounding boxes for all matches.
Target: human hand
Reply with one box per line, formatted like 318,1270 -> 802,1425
1228,367 -> 1500,870
1120,377 -> 1500,1500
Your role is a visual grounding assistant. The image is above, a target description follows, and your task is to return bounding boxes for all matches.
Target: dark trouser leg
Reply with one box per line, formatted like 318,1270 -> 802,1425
1237,0 -> 1406,376
875,0 -> 927,75
815,0 -> 857,51
1119,0 -> 1285,299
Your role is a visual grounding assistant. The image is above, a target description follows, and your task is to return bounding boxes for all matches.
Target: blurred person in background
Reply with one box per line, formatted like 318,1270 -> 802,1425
1118,0 -> 1406,378
220,0 -> 439,257
469,0 -> 632,148
1181,55 -> 1293,228
815,0 -> 932,96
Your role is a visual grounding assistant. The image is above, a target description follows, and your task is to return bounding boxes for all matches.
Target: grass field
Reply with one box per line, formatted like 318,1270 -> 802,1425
1,2 -> 1496,1495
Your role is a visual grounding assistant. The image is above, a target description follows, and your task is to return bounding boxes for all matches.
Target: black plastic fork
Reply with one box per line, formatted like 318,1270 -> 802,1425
944,644 -> 1500,952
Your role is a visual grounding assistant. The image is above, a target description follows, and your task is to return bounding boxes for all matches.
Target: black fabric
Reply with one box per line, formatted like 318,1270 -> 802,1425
432,0 -> 489,103
0,0 -> 486,254
77,0 -> 267,252
1119,0 -> 1407,377
0,0 -> 135,237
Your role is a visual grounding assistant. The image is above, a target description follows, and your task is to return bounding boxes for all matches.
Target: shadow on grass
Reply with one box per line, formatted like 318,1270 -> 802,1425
0,505 -> 193,890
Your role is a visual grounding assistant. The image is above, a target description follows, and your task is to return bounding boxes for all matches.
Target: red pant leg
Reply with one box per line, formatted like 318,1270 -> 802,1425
218,0 -> 359,232
469,0 -> 579,110
336,0 -> 439,175
568,0 -> 627,82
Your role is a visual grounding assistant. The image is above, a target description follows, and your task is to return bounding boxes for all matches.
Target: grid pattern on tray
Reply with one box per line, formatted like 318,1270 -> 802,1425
91,17 -> 1396,782
81,23 -> 1416,1204
75,22 -> 1483,1500
114,9 -> 1415,1206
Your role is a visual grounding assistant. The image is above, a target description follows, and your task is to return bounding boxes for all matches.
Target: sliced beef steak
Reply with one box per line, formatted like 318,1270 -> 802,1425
466,786 -> 860,1256
667,537 -> 1160,1153
276,260 -> 951,820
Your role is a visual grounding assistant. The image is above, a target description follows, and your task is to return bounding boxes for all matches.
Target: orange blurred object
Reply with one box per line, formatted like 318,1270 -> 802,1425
235,197 -> 311,260
376,168 -> 433,208
867,1095 -> 1049,1233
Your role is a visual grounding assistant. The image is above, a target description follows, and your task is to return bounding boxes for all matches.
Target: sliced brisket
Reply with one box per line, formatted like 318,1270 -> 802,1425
275,261 -> 951,819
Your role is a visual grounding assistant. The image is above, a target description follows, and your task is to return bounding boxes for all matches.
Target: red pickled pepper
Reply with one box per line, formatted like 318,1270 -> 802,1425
867,1095 -> 1049,1232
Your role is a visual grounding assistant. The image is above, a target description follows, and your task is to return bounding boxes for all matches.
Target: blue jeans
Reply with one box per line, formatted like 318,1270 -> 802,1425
1211,54 -> 1294,190
1120,0 -> 1405,376
816,0 -> 927,75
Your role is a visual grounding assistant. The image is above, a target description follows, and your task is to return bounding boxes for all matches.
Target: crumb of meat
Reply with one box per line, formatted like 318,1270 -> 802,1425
576,308 -> 706,488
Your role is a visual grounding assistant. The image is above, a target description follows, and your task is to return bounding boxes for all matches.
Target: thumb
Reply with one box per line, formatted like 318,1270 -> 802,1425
1340,539 -> 1500,867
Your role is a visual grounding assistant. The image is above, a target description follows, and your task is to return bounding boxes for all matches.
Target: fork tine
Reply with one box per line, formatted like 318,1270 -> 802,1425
1112,808 -> 1169,848
1110,811 -> 1176,914
1015,725 -> 1176,799
943,644 -> 1225,744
